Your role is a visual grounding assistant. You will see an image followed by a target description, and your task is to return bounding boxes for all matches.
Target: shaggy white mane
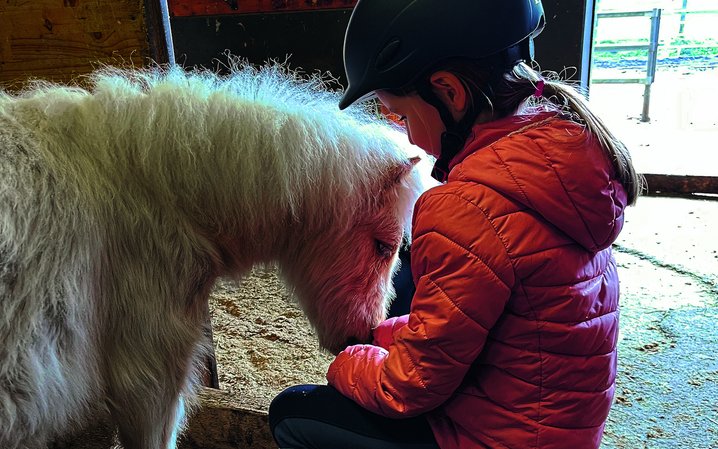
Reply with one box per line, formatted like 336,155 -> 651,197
1,63 -> 424,250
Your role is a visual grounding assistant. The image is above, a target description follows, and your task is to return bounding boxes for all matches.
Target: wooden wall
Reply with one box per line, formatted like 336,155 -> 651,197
0,0 -> 172,89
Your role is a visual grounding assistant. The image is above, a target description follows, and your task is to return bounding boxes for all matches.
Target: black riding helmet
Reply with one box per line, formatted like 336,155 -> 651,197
339,0 -> 546,110
339,0 -> 545,180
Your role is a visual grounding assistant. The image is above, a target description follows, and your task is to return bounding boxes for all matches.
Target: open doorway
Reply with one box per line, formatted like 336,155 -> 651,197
587,0 -> 718,177
584,3 -> 718,449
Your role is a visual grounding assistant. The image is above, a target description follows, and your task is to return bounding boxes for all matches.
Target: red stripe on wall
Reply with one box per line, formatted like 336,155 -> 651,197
168,0 -> 358,17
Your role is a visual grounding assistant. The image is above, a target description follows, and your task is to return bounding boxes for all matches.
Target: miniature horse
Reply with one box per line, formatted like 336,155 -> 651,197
0,64 -> 433,448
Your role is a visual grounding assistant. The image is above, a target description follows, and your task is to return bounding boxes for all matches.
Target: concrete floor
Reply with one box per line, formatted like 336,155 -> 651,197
603,195 -> 718,448
590,68 -> 717,447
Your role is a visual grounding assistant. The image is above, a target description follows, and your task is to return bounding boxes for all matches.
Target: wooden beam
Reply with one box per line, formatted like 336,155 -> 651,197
50,388 -> 275,449
642,173 -> 718,196
180,388 -> 275,449
168,0 -> 358,17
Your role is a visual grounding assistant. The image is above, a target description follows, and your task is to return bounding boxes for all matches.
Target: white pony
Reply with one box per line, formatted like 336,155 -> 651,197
0,63 -> 434,448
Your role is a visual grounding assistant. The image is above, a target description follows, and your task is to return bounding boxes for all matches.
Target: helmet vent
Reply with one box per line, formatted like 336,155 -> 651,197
375,39 -> 402,71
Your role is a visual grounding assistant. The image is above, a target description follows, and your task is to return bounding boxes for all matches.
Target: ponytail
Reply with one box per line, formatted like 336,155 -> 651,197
499,62 -> 644,205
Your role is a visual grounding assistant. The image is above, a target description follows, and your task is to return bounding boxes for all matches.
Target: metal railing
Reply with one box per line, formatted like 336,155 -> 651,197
591,7 -> 718,122
591,8 -> 662,122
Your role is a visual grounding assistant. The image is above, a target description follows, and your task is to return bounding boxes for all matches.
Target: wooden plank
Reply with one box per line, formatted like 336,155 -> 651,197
50,388 -> 274,449
168,0 -> 357,17
179,388 -> 275,449
0,0 -> 151,88
643,173 -> 718,196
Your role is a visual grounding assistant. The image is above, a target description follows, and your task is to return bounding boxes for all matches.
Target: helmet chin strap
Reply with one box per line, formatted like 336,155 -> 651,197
411,41 -> 535,182
416,82 -> 477,182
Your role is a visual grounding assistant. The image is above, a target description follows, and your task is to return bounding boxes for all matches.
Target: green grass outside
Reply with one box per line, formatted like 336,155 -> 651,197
593,38 -> 718,62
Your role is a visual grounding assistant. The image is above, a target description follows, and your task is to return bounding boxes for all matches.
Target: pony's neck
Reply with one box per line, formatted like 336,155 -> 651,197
73,93 -> 300,268
177,102 -> 343,268
181,122 -> 297,267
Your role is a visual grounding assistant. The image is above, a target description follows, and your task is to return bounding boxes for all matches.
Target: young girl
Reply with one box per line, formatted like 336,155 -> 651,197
269,1 -> 642,448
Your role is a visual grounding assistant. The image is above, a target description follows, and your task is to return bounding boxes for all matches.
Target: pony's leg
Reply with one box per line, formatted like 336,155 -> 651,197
113,384 -> 184,449
104,312 -> 202,449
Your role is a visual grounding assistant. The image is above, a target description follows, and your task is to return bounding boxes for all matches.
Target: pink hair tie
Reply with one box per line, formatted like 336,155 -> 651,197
534,79 -> 545,98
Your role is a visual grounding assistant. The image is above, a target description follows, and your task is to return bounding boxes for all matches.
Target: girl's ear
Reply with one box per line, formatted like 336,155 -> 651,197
429,71 -> 468,122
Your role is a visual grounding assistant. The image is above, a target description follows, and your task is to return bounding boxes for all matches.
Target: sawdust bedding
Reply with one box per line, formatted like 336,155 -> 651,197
208,266 -> 333,412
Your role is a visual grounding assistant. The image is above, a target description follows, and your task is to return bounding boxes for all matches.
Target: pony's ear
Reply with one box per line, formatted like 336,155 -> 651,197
384,156 -> 421,188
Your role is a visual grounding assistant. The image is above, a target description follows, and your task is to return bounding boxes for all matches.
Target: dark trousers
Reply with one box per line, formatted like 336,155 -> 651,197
269,385 -> 439,449
388,245 -> 415,317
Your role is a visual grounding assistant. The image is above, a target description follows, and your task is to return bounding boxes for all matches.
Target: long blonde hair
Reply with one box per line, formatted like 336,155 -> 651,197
504,62 -> 643,205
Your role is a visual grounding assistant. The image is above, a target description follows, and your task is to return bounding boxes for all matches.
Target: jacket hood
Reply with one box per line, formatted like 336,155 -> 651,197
448,113 -> 628,252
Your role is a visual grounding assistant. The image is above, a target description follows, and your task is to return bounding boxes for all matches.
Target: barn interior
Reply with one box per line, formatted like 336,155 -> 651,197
1,1 -> 715,448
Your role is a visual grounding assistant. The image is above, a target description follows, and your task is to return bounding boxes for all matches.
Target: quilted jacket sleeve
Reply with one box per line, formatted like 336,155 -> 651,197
372,314 -> 410,349
327,187 -> 516,417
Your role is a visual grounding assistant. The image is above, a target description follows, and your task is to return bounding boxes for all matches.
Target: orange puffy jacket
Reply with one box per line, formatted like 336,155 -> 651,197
327,112 -> 628,449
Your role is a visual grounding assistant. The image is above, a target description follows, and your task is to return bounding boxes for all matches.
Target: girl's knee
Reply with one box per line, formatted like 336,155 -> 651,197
269,385 -> 318,449
268,385 -> 315,432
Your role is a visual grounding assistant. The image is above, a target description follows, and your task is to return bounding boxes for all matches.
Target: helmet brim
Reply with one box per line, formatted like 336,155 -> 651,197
338,87 -> 376,110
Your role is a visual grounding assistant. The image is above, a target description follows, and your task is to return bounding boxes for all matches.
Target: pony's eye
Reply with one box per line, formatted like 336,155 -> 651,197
375,240 -> 395,258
